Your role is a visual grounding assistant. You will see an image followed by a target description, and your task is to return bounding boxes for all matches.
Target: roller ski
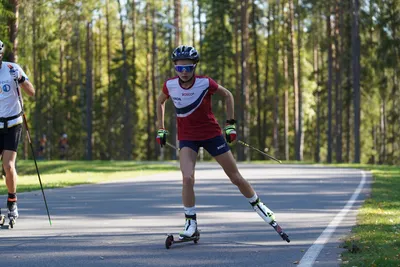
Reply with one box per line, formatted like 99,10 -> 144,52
0,207 -> 18,229
251,198 -> 290,243
0,201 -> 19,229
165,214 -> 200,249
165,230 -> 200,249
269,220 -> 290,242
0,211 -> 5,228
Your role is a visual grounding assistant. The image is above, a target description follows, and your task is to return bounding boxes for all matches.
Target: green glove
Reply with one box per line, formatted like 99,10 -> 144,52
156,128 -> 168,147
224,122 -> 237,143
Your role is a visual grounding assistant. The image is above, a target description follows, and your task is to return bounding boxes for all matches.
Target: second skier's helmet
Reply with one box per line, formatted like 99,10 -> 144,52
171,45 -> 199,63
0,40 -> 4,54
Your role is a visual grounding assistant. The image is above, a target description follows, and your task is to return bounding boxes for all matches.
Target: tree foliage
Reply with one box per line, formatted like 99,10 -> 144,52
0,0 -> 398,164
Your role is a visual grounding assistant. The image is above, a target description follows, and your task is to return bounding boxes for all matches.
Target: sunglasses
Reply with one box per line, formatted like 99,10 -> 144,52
175,64 -> 196,73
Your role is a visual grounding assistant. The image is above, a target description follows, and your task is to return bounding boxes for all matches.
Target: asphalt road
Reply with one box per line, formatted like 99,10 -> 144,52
0,163 -> 370,267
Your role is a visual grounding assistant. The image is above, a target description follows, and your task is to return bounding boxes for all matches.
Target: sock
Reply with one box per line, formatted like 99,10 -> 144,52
8,193 -> 17,202
7,193 -> 17,211
247,194 -> 259,205
184,206 -> 196,216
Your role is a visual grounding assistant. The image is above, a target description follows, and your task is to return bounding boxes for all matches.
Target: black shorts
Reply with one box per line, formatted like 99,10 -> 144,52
179,135 -> 230,157
0,124 -> 22,153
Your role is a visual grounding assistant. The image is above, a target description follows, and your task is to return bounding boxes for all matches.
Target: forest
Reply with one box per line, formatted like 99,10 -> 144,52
0,0 -> 398,164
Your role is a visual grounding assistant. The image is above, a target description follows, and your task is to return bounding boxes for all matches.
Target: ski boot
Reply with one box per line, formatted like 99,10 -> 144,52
7,201 -> 18,229
251,198 -> 290,243
179,214 -> 198,240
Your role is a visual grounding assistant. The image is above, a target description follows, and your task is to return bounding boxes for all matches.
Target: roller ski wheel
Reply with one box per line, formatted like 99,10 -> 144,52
165,235 -> 173,249
165,230 -> 200,249
270,221 -> 290,243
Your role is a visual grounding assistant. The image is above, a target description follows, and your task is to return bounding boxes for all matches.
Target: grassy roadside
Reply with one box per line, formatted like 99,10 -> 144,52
0,160 -> 179,195
339,165 -> 400,266
251,161 -> 400,265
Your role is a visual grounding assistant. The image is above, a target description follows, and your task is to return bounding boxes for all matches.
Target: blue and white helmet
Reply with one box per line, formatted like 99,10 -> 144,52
0,40 -> 4,54
171,45 -> 199,63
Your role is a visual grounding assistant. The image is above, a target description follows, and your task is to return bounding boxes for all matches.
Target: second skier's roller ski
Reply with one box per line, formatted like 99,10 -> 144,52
0,211 -> 5,228
0,203 -> 18,229
8,202 -> 18,228
251,198 -> 290,243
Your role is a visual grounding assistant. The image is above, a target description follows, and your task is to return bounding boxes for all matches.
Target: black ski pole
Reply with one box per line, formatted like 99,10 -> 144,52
237,139 -> 282,164
8,65 -> 52,226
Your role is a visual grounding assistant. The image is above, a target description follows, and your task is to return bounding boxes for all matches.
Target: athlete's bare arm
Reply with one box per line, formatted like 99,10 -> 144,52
156,92 -> 169,129
215,85 -> 234,120
20,80 -> 35,97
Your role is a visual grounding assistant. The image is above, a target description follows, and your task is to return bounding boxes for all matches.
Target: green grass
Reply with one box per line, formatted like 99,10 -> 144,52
339,165 -> 400,266
0,160 -> 179,195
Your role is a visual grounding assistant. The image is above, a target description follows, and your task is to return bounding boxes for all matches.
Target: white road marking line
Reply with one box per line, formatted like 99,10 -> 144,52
298,171 -> 367,267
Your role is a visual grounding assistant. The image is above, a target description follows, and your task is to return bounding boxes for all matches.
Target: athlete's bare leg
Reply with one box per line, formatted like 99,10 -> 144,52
214,150 -> 255,198
179,147 -> 198,207
2,150 -> 17,193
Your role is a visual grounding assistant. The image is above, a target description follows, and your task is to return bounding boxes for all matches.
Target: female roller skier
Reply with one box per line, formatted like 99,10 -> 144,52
156,45 -> 288,242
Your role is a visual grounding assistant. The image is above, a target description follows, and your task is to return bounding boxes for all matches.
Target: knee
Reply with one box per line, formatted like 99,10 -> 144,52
182,174 -> 195,187
3,162 -> 16,174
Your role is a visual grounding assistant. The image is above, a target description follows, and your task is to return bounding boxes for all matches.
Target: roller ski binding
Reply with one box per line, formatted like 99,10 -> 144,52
165,215 -> 200,249
251,198 -> 290,243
